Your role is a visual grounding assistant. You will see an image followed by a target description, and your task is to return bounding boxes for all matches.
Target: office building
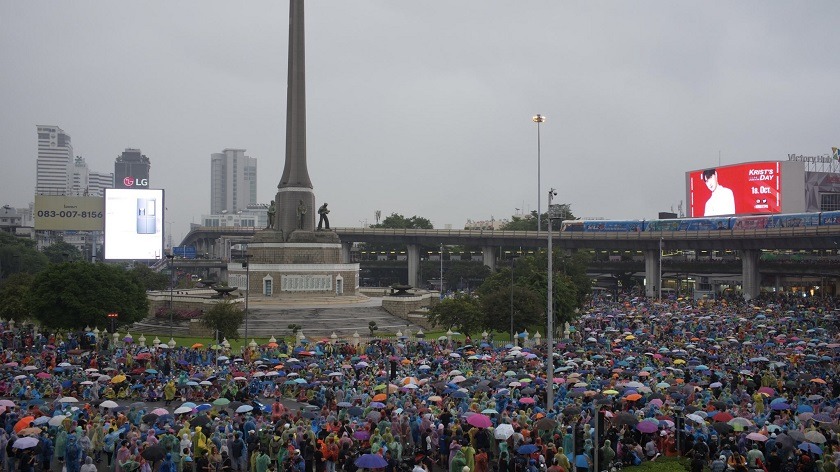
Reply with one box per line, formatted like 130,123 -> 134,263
115,148 -> 151,189
210,148 -> 257,214
36,125 -> 73,195
72,156 -> 114,196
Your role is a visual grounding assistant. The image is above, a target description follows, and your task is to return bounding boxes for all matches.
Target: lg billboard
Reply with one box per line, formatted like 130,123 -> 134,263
686,161 -> 805,217
104,189 -> 164,260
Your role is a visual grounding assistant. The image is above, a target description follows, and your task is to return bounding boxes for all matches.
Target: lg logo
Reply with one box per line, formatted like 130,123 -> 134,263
123,177 -> 149,187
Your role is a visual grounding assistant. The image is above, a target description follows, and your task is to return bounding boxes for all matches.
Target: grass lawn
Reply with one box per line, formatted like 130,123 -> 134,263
636,457 -> 691,472
137,329 -> 520,352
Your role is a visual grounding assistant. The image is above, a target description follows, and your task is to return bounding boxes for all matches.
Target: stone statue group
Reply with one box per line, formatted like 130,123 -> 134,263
266,200 -> 329,230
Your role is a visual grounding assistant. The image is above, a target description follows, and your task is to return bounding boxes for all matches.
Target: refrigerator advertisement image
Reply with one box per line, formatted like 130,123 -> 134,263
104,189 -> 164,260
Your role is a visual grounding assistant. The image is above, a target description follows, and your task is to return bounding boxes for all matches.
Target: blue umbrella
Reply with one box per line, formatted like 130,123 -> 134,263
517,444 -> 539,455
799,442 -> 823,455
355,454 -> 388,469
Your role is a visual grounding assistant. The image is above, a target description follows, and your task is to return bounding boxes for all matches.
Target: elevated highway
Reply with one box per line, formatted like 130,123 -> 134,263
178,225 -> 840,298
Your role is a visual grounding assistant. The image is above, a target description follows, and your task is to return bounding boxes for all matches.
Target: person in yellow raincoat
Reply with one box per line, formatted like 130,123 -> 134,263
752,391 -> 765,415
164,381 -> 176,406
192,426 -> 208,459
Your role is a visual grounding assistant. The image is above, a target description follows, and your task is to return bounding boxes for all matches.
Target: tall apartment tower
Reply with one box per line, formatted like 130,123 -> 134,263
72,156 -> 114,196
36,125 -> 73,195
115,148 -> 151,189
210,149 -> 257,214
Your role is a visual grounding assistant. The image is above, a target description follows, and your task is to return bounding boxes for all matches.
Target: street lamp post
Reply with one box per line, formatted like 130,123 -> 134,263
439,243 -> 444,299
658,238 -> 663,300
165,253 -> 175,340
533,114 -> 546,233
510,256 -> 515,343
242,247 -> 252,344
546,189 -> 559,413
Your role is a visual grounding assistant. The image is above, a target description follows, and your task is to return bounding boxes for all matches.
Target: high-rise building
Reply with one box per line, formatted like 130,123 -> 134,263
115,148 -> 151,189
36,125 -> 73,195
210,148 -> 257,214
72,156 -> 114,196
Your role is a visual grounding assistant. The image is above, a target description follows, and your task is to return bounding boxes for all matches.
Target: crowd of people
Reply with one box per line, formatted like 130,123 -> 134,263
0,292 -> 839,472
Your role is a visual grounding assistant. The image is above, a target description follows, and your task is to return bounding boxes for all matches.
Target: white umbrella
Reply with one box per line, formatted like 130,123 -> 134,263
494,424 -> 515,440
99,400 -> 119,409
174,406 -> 193,414
58,397 -> 79,403
236,405 -> 254,413
12,437 -> 39,449
49,415 -> 68,427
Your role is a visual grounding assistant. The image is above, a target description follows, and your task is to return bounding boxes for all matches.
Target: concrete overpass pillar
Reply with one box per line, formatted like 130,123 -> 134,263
341,242 -> 353,263
644,249 -> 660,298
742,249 -> 761,301
482,246 -> 496,271
407,244 -> 421,288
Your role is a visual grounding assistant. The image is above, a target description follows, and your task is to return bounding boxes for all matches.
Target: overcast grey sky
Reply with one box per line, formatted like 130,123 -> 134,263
2,1 -> 839,242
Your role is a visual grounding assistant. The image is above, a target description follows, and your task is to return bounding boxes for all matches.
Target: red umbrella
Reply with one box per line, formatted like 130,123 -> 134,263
713,412 -> 734,422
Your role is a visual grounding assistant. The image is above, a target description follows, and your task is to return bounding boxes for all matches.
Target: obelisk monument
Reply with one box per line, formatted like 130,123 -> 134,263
236,0 -> 358,299
274,0 -> 315,236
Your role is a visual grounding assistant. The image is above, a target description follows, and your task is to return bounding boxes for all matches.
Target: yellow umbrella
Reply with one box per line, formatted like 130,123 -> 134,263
673,359 -> 686,365
603,389 -> 619,395
625,335 -> 635,341
110,374 -> 127,384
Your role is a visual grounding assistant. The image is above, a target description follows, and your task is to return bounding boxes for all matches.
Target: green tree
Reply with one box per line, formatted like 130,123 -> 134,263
479,284 -> 544,336
42,240 -> 83,264
0,272 -> 34,321
28,262 -> 149,329
514,250 -> 592,331
0,232 -> 48,279
368,321 -> 379,336
202,300 -> 244,340
287,324 -> 302,336
426,294 -> 483,337
372,213 -> 434,229
444,260 -> 492,291
477,250 -> 591,336
500,205 -> 575,231
128,263 -> 170,291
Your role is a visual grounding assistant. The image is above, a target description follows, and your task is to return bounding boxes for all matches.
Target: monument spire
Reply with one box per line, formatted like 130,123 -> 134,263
238,0 -> 358,302
279,0 -> 312,190
275,0 -> 315,236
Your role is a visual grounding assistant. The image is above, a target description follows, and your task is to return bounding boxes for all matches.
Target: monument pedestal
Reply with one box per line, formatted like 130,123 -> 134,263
228,228 -> 359,299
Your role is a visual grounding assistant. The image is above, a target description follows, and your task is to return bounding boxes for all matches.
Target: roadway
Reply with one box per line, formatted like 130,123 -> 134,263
181,225 -> 840,252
